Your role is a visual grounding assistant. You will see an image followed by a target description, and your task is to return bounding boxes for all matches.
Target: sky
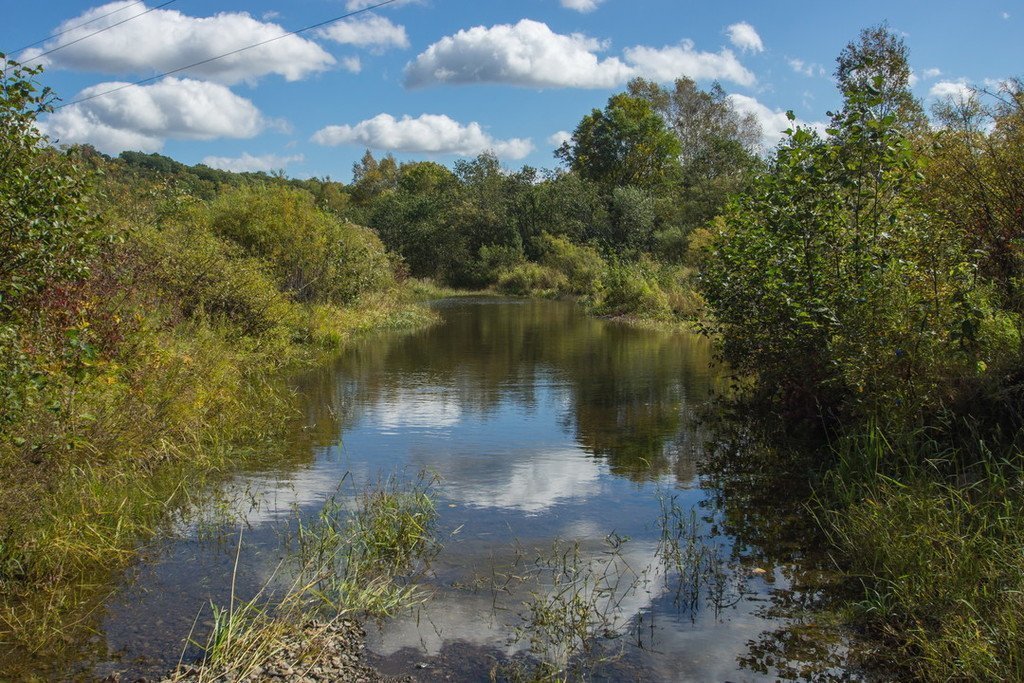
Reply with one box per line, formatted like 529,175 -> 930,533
2,1 -> 1021,182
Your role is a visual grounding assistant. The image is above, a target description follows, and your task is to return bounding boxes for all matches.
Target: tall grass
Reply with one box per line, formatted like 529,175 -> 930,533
818,423 -> 1024,680
174,474 -> 440,681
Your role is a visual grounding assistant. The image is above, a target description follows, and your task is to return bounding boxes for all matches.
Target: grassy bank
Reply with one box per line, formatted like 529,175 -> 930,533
689,29 -> 1024,679
814,425 -> 1024,680
0,66 -> 440,656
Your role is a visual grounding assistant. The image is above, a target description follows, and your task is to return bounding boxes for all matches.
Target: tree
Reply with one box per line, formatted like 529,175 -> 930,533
1,55 -> 99,422
350,149 -> 398,204
627,77 -> 761,164
835,24 -> 926,132
556,94 -> 681,193
626,77 -> 764,233
701,59 -> 979,425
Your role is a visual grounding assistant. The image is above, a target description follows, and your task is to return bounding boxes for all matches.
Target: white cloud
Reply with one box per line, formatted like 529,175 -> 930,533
317,13 -> 409,50
405,20 -> 632,89
340,56 -> 363,73
1002,11 -> 1010,19
404,19 -> 754,89
41,77 -> 265,154
21,1 -> 334,84
312,113 -> 534,159
201,153 -> 304,173
788,58 -> 825,78
727,93 -> 826,151
548,130 -> 572,147
561,0 -> 604,12
725,22 -> 764,53
929,80 -> 973,100
624,41 -> 755,86
922,67 -> 942,79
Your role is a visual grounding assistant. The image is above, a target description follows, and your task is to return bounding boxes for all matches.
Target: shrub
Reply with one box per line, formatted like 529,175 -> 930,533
538,233 -> 607,296
497,263 -> 567,296
207,185 -> 395,305
597,259 -> 671,319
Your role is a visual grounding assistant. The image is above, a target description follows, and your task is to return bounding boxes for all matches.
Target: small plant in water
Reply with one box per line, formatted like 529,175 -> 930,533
175,471 -> 440,680
656,492 -> 747,618
493,534 -> 641,682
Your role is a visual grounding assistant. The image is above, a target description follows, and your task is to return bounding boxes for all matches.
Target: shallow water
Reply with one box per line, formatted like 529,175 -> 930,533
29,298 -> 840,681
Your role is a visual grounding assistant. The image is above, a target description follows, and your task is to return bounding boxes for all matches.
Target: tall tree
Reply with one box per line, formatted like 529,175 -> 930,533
556,94 -> 681,193
835,24 -> 926,131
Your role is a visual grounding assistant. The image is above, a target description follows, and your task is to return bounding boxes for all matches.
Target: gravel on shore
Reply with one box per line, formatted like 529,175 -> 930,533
158,618 -> 413,683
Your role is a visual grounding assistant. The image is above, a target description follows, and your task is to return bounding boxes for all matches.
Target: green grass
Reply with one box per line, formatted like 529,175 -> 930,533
818,424 -> 1024,681
175,474 -> 440,680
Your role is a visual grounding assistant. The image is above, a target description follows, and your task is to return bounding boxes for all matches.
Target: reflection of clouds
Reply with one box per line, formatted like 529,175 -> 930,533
367,388 -> 462,431
369,537 -> 774,680
426,448 -> 603,514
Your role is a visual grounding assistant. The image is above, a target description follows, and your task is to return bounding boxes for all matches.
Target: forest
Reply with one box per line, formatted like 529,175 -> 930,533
2,21 -> 1024,682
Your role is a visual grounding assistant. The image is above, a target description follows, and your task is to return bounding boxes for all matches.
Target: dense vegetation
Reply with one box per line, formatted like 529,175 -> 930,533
0,55 -> 435,653
2,19 -> 1023,679
700,28 -> 1024,680
334,76 -> 763,324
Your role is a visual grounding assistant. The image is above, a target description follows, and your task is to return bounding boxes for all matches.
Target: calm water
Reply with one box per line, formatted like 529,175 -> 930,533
44,298 -> 831,681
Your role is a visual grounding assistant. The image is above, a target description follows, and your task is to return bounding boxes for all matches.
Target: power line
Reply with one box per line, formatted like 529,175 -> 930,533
7,1 -> 150,56
56,0 -> 400,110
24,1 -> 179,64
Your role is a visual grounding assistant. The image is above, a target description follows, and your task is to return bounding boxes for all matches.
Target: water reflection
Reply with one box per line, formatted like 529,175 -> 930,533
293,298 -> 716,488
38,298 -> 825,681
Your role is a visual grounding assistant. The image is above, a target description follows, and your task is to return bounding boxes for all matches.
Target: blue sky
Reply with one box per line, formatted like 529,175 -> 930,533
3,1 -> 1020,181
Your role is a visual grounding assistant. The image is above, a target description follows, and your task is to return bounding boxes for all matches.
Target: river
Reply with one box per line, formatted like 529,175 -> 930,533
44,298 -> 841,681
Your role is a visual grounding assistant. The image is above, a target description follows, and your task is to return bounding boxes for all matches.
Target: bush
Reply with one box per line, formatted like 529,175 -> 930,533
596,259 -> 671,319
207,185 -> 395,305
497,263 -> 567,296
538,233 -> 606,296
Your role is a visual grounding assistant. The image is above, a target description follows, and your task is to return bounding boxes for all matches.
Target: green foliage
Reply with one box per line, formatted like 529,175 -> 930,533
609,186 -> 656,251
538,234 -> 607,296
497,263 -> 567,296
822,425 -> 1024,681
597,259 -> 672,320
834,24 -> 926,132
701,81 -> 982,423
0,56 -> 99,317
557,94 -> 682,193
207,185 -> 394,305
1,56 -> 100,422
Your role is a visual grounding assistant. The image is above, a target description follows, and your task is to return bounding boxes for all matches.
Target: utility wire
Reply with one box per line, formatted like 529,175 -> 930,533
7,1 -> 151,55
56,0 -> 399,109
23,1 -> 178,64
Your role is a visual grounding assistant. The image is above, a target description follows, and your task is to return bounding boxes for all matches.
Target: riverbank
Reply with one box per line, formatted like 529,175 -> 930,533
0,149 -> 442,672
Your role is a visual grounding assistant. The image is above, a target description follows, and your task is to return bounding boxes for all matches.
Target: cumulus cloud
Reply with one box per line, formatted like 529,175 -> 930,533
404,19 -> 754,89
405,20 -> 632,89
725,22 -> 764,53
624,41 -> 755,86
922,67 -> 942,79
548,130 -> 572,147
561,0 -> 604,12
41,77 -> 265,154
929,80 -> 973,100
312,113 -> 534,159
317,14 -> 409,50
727,93 -> 826,151
21,1 -> 334,84
201,153 -> 305,173
340,56 -> 363,73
